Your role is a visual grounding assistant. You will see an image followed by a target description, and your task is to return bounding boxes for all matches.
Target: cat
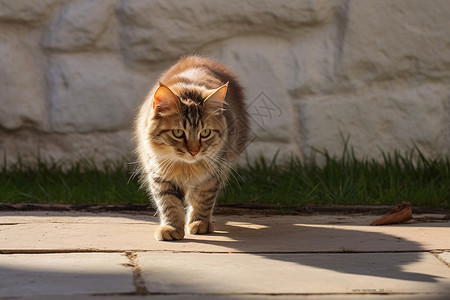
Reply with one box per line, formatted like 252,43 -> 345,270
135,55 -> 249,241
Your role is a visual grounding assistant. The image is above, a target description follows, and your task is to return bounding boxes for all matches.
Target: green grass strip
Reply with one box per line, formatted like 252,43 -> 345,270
1,146 -> 449,209
0,158 -> 148,205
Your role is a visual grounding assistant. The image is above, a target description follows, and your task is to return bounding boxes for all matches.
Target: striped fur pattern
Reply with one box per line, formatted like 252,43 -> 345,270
135,56 -> 249,241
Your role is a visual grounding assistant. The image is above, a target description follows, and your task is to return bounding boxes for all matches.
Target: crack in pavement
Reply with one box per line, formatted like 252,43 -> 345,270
124,251 -> 150,296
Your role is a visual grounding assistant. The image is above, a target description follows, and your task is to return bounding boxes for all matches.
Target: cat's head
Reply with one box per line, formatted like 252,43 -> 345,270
147,82 -> 228,164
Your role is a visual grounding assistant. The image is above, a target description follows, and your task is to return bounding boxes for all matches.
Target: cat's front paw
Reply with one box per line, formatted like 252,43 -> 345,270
188,220 -> 214,235
155,225 -> 185,241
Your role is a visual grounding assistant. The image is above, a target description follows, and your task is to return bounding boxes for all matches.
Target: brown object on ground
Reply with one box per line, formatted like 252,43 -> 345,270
371,202 -> 413,226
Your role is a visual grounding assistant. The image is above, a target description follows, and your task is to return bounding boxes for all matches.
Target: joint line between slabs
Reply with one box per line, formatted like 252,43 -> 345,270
0,249 -> 439,255
124,251 -> 151,295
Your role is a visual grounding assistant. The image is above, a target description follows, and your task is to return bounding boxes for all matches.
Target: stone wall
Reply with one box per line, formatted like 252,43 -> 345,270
1,0 -> 450,167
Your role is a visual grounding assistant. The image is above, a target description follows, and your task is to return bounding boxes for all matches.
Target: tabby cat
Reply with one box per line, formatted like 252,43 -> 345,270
135,56 -> 249,241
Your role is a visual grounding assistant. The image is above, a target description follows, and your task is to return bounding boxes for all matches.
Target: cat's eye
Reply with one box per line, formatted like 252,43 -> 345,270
172,129 -> 185,138
200,129 -> 211,138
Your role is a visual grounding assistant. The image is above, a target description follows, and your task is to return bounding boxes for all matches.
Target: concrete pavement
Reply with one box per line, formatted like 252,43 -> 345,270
0,211 -> 449,299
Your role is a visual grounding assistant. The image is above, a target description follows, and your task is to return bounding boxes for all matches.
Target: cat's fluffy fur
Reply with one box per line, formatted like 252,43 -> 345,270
135,56 -> 249,241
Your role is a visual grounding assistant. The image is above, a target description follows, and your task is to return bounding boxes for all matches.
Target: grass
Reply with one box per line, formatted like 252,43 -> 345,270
222,146 -> 450,209
0,159 -> 148,205
1,146 -> 449,209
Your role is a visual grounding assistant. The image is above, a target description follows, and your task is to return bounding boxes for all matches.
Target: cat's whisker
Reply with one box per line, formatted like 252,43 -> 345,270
205,158 -> 225,184
209,155 -> 242,189
203,155 -> 232,188
154,156 -> 177,177
163,160 -> 177,177
127,159 -> 149,185
127,166 -> 142,184
201,156 -> 220,181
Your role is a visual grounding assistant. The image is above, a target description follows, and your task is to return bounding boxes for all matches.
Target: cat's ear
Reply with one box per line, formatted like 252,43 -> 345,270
152,83 -> 178,112
204,82 -> 228,110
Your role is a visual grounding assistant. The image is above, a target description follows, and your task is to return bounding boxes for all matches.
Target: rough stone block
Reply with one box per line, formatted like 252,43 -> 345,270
0,32 -> 47,130
0,130 -> 134,168
336,0 -> 450,89
298,84 -> 450,160
49,54 -> 150,133
0,0 -> 57,22
202,37 -> 297,144
289,23 -> 345,96
118,0 -> 341,67
43,0 -> 116,51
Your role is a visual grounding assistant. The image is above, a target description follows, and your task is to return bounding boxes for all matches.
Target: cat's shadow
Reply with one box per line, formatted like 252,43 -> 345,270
179,219 -> 444,284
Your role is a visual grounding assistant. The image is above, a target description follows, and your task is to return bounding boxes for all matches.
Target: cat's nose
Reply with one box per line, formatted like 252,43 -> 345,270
189,150 -> 199,156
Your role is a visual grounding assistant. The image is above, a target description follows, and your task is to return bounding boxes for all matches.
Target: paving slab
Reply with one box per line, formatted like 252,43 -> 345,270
0,212 -> 449,253
0,253 -> 135,298
0,211 -> 449,300
137,252 -> 450,295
